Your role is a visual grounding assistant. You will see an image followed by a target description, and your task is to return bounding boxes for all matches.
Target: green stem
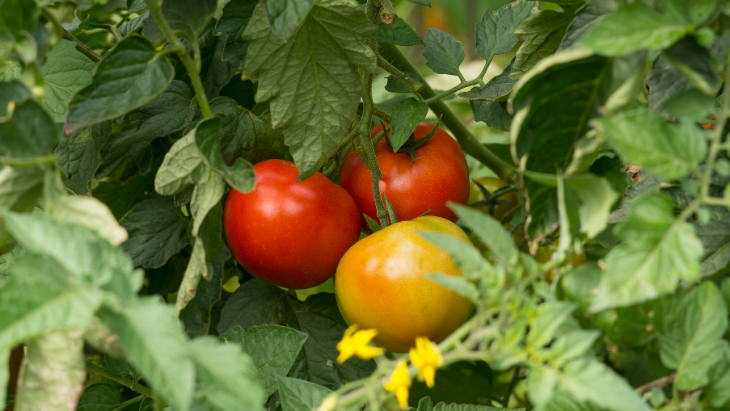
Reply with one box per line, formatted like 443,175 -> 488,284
378,43 -> 515,181
701,64 -> 730,202
423,78 -> 481,105
501,367 -> 520,407
60,26 -> 101,62
85,361 -> 155,398
373,106 -> 391,122
112,395 -> 145,411
143,0 -> 212,119
377,53 -> 424,98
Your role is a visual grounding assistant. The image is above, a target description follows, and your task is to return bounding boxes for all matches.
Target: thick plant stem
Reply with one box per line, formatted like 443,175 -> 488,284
143,0 -> 213,119
355,128 -> 389,227
85,361 -> 155,398
378,43 -> 515,181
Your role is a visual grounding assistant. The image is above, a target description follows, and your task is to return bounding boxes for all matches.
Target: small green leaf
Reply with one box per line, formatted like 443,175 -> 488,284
646,55 -> 693,113
593,109 -> 707,180
190,170 -> 225,235
451,204 -> 518,266
423,28 -> 464,77
389,97 -> 428,152
77,383 -> 121,411
40,40 -> 95,123
385,72 -> 422,94
527,302 -> 576,349
475,1 -> 535,60
195,117 -> 256,193
705,344 -> 730,408
216,0 -> 258,65
425,273 -> 479,302
419,232 -> 491,281
263,0 -> 317,41
55,121 -> 113,194
120,197 -> 192,269
189,336 -> 266,411
578,2 -> 691,56
0,80 -> 31,119
97,299 -> 195,411
470,100 -> 511,132
277,375 -> 332,411
511,6 -> 579,80
220,324 -> 308,396
659,282 -> 729,391
66,35 -> 174,132
242,0 -> 376,179
109,80 -> 194,153
142,0 -> 217,45
0,99 -> 62,161
663,36 -> 720,96
459,59 -> 516,102
49,195 -> 129,246
565,174 -> 619,238
364,214 -> 381,232
104,356 -> 135,377
0,165 -> 43,213
154,130 -> 207,196
406,0 -> 430,6
0,0 -> 38,44
561,5 -> 604,49
548,329 -> 600,368
378,14 -> 423,46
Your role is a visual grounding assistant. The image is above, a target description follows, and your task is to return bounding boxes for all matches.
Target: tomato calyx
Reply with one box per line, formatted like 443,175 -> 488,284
468,179 -> 516,220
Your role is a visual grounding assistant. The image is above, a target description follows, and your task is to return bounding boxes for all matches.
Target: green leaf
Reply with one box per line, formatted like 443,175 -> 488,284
589,193 -> 703,312
0,165 -> 43,213
474,1 -> 535,61
218,279 -> 375,389
189,336 -> 266,411
104,355 -> 135,377
0,0 -> 38,44
658,282 -> 729,391
0,254 -> 104,349
16,330 -> 86,411
419,232 -> 492,281
55,121 -> 113,194
0,80 -> 31,119
220,324 -> 308,396
209,97 -> 290,165
657,0 -> 718,26
511,6 -> 579,80
706,344 -> 730,408
142,0 -> 217,45
663,89 -> 716,123
434,404 -> 521,411
470,100 -> 511,132
0,348 -> 6,406
122,10 -> 149,37
49,195 -> 129,246
527,302 -> 576,349
378,15 -> 423,46
593,109 -> 707,180
406,0 -> 430,6
451,204 -> 518,266
77,383 -> 121,411
277,375 -> 332,411
40,39 -> 95,123
697,207 -> 730,277
95,163 -> 157,220
66,35 -> 174,133
385,71 -> 422,94
425,274 -> 479,302
459,59 -> 516,102
120,197 -> 192,269
663,36 -> 720,96
154,130 -> 207,196
109,80 -> 194,153
423,28 -> 464,77
202,34 -> 239,100
216,0 -> 258,65
0,99 -> 62,161
578,2 -> 691,56
190,170 -> 225,235
389,97 -> 429,152
98,299 -> 195,411
646,55 -> 693,113
561,5 -> 604,49
558,358 -> 651,411
242,0 -> 376,179
195,117 -> 255,193
263,0 -> 316,41
409,362 -> 495,408
547,329 -> 600,368
565,174 -> 619,238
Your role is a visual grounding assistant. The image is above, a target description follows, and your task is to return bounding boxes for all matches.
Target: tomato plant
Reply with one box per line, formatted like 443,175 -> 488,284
2,0 -> 730,410
224,159 -> 360,289
335,216 -> 474,353
339,122 -> 470,227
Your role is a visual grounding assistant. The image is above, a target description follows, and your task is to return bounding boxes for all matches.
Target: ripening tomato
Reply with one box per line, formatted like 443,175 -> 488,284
335,216 -> 475,353
224,159 -> 361,289
535,242 -> 587,283
468,176 -> 517,222
338,122 -> 470,228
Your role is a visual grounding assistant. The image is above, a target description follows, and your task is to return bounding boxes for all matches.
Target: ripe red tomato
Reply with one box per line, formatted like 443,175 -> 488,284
338,122 -> 470,228
224,159 -> 361,289
335,216 -> 475,353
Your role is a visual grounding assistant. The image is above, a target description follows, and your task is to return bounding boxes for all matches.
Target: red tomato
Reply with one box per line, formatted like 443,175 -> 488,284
338,122 -> 470,228
224,159 -> 361,289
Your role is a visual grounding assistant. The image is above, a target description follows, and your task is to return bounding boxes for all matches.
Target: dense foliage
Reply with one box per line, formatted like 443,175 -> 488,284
2,0 -> 730,410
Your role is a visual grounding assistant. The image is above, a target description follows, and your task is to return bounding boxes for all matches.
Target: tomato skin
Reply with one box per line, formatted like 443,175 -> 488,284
335,216 -> 475,353
468,176 -> 517,221
224,159 -> 361,289
338,122 -> 470,228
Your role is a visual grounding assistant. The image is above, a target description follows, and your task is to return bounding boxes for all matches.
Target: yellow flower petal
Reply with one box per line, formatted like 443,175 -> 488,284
337,325 -> 383,363
395,386 -> 409,409
356,345 -> 385,360
422,365 -> 436,388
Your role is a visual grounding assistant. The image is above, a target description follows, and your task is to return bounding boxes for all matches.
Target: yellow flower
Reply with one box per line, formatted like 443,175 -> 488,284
336,325 -> 384,363
384,360 -> 412,409
409,337 -> 443,388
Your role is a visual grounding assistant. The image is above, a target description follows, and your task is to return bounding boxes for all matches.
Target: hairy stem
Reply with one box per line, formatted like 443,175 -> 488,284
143,0 -> 212,119
700,64 -> 730,203
85,361 -> 155,398
112,395 -> 145,411
378,43 -> 515,181
423,78 -> 482,105
60,26 -> 101,62
377,53 -> 424,98
635,373 -> 676,395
